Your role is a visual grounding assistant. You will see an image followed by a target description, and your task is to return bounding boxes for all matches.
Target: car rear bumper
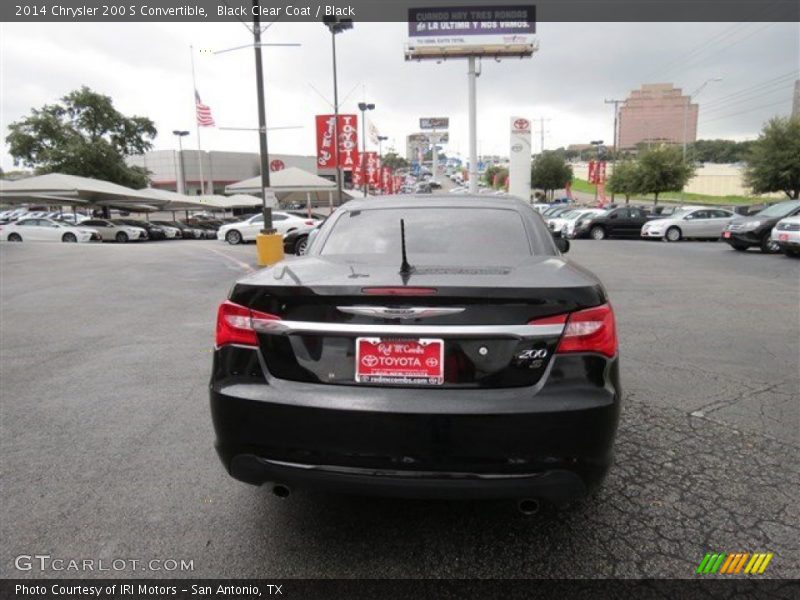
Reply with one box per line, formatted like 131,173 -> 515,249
210,350 -> 621,501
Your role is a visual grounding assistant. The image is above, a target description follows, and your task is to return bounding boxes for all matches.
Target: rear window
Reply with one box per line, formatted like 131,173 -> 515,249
320,207 -> 532,258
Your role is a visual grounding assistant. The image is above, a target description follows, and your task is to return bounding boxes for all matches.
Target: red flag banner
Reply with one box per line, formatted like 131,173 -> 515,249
315,114 -> 359,171
364,152 -> 380,186
381,166 -> 392,192
337,115 -> 358,171
352,161 -> 364,189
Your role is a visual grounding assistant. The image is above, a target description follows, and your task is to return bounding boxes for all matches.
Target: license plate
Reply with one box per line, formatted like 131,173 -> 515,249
355,337 -> 444,385
723,231 -> 731,238
779,233 -> 789,241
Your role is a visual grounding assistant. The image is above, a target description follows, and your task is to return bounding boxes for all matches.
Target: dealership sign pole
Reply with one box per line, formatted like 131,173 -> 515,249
406,6 -> 537,195
509,117 -> 532,200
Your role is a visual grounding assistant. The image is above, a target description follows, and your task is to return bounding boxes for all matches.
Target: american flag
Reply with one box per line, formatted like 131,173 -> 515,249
195,90 -> 215,127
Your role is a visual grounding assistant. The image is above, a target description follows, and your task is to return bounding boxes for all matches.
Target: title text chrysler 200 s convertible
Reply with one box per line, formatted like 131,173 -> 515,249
210,196 -> 621,507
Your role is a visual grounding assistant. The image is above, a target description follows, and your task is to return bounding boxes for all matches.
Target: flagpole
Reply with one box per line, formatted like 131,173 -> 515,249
190,45 -> 206,196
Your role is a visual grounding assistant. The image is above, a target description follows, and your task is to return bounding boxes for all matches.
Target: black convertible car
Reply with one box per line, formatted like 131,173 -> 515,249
210,196 -> 621,508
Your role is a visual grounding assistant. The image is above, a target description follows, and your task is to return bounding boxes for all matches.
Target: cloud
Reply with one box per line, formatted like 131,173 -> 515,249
2,21 -> 797,171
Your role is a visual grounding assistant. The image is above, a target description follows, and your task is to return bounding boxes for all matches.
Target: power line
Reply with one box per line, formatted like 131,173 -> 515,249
701,72 -> 798,110
701,82 -> 795,115
703,99 -> 790,123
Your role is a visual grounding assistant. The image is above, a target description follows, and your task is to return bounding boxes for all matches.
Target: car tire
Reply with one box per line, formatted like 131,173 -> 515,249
116,231 -> 129,243
729,241 -> 749,251
782,247 -> 800,257
294,235 -> 309,255
590,226 -> 606,241
665,226 -> 682,242
62,232 -> 77,243
226,230 -> 242,245
8,233 -> 22,242
760,234 -> 780,254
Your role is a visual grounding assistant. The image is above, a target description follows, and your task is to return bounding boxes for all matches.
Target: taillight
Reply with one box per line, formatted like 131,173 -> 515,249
215,300 -> 280,347
556,303 -> 617,358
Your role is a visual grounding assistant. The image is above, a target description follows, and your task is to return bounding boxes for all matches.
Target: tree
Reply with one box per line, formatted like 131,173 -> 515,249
635,146 -> 695,205
744,117 -> 800,200
531,151 -> 572,197
690,139 -> 753,163
7,86 -> 156,188
606,160 -> 639,204
380,152 -> 409,171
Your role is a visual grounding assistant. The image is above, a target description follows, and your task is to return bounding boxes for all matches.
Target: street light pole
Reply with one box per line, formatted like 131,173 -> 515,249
358,101 -> 375,197
590,139 -> 604,204
253,0 -> 273,234
324,17 -> 352,205
172,130 -> 189,194
604,99 -> 622,201
683,77 -> 722,161
377,135 -> 388,161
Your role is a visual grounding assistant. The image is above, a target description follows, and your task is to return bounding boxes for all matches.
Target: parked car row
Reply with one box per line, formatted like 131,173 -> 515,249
0,215 -> 237,243
543,199 -> 800,257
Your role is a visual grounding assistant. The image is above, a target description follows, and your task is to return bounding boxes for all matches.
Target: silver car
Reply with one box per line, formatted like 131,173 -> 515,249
641,207 -> 739,242
79,219 -> 147,243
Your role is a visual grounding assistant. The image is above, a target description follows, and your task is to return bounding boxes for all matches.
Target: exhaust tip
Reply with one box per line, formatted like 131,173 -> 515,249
517,498 -> 541,516
272,484 -> 291,498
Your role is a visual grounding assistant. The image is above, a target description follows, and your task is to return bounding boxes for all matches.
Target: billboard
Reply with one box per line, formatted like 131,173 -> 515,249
315,114 -> 359,171
508,117 -> 532,200
420,117 -> 449,130
406,5 -> 536,60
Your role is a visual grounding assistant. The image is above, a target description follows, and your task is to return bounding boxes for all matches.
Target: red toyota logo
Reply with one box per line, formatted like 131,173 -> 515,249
269,159 -> 285,172
513,119 -> 530,130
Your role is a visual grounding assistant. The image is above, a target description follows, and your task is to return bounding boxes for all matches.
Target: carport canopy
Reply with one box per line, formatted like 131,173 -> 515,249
224,167 -> 335,195
0,173 -> 167,211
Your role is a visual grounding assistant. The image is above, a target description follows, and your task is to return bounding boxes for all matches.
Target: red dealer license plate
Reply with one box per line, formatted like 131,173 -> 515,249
355,338 -> 444,385
723,231 -> 732,238
779,233 -> 789,241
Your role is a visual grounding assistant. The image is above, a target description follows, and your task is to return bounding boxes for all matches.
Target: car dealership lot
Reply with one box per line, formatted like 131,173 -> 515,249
1,240 -> 797,578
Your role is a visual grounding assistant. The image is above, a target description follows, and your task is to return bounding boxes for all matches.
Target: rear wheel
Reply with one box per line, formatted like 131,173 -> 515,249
729,241 -> 749,251
226,230 -> 242,245
783,247 -> 800,257
116,231 -> 129,243
62,232 -> 77,243
760,234 -> 780,254
665,226 -> 682,242
590,226 -> 606,240
8,233 -> 22,242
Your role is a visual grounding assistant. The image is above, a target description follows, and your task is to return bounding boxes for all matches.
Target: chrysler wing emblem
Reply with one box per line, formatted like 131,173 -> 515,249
337,306 -> 465,320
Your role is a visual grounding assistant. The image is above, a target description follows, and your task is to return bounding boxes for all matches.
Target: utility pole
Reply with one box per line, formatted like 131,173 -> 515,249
604,99 -> 622,200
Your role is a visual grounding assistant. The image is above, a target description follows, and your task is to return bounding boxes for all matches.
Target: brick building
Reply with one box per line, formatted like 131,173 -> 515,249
618,83 -> 698,149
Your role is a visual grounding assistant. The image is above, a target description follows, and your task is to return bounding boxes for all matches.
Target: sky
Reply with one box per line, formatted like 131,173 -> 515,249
0,20 -> 798,171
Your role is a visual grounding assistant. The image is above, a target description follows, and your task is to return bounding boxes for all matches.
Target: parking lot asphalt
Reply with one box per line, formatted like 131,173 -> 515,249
1,239 -> 798,579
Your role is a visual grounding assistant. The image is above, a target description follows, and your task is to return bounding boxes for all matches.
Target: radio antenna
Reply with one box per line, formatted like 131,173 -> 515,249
400,219 -> 413,275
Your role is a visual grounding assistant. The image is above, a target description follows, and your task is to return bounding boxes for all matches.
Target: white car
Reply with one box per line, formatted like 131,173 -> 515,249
53,213 -> 89,225
217,211 -> 320,245
771,215 -> 800,257
641,207 -> 739,242
553,209 -> 608,238
0,218 -> 99,243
